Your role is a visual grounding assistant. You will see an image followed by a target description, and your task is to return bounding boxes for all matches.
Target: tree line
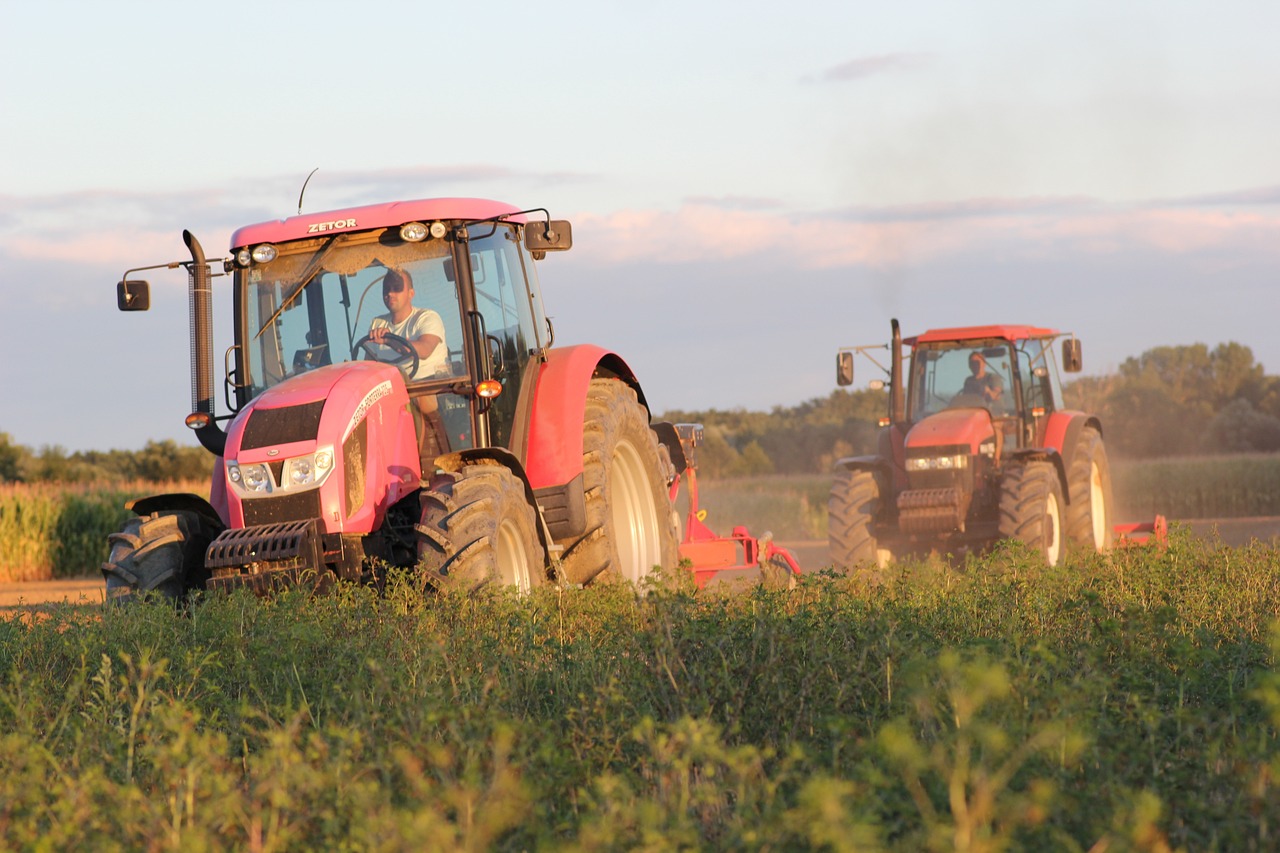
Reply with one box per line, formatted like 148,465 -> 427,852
3,341 -> 1277,484
0,438 -> 211,484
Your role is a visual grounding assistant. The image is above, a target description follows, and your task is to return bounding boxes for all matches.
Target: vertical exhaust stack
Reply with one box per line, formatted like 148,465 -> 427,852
890,318 -> 905,427
183,230 -> 226,456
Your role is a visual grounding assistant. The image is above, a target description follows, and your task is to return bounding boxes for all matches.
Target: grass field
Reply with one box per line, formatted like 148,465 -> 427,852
2,533 -> 1279,850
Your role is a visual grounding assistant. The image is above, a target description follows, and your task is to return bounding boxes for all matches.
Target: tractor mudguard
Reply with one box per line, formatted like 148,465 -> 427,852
522,344 -> 645,489
1005,447 -> 1070,502
127,492 -> 227,533
833,454 -> 892,477
1041,411 -> 1102,477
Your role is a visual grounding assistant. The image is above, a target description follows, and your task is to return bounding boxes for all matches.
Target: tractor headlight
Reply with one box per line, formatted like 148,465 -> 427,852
228,462 -> 272,493
906,454 -> 970,472
283,447 -> 334,488
399,221 -> 429,242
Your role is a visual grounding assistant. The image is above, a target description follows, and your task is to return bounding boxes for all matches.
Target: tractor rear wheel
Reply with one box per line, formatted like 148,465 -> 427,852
828,468 -> 882,572
557,378 -> 679,587
101,510 -> 215,605
997,461 -> 1064,566
416,462 -> 547,593
1065,426 -> 1114,552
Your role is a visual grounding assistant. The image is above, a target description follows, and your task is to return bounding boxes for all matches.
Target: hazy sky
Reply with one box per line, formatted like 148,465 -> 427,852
3,1 -> 1278,452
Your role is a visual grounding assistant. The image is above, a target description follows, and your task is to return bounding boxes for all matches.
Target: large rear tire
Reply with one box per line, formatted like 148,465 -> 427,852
1065,426 -> 1114,552
828,468 -> 882,572
416,462 -> 547,593
557,379 -> 679,587
997,462 -> 1064,566
101,511 -> 215,605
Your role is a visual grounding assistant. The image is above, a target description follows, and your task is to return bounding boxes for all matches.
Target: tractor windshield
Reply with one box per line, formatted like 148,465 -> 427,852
910,341 -> 1016,420
239,229 -> 466,399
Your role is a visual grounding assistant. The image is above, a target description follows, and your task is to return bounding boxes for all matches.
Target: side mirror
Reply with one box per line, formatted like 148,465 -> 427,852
525,220 -> 573,258
1061,338 -> 1083,373
836,351 -> 854,386
117,280 -> 150,311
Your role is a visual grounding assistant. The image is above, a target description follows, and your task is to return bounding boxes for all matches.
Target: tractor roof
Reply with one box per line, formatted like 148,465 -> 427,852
907,324 -> 1063,346
230,198 -> 527,249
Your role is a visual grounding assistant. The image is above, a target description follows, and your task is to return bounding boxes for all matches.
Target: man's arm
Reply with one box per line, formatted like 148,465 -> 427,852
407,309 -> 444,360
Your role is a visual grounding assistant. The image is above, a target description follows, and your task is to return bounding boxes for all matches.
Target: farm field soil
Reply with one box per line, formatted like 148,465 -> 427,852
4,518 -> 1278,609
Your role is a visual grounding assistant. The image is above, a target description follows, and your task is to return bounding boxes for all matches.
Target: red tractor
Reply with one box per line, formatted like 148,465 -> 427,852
104,197 -> 797,600
829,319 -> 1114,568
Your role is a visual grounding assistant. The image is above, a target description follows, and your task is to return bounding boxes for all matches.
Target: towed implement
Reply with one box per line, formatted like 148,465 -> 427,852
104,196 -> 797,601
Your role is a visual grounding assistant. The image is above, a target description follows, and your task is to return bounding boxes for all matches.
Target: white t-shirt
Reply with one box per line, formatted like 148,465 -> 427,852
370,308 -> 447,381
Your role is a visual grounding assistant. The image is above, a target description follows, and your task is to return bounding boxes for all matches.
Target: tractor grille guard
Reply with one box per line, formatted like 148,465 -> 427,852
205,519 -> 324,594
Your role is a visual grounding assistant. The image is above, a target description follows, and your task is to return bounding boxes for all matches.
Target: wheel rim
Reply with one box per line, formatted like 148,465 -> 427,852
1044,490 -> 1062,566
1088,461 -> 1107,549
494,516 -> 533,593
609,438 -> 663,583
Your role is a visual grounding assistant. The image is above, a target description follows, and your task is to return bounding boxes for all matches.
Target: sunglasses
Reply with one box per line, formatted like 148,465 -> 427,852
383,280 -> 407,293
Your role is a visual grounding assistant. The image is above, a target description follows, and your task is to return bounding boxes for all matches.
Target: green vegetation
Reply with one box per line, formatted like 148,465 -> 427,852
3,536 -> 1280,850
0,481 -> 206,581
0,435 -> 212,485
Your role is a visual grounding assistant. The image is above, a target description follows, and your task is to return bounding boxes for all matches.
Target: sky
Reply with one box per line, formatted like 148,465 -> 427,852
3,0 -> 1279,453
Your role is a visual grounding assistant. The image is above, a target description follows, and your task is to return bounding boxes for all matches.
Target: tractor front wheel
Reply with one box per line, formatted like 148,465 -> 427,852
416,462 -> 547,593
557,378 -> 679,587
997,462 -> 1065,566
101,510 -> 216,605
1065,426 -> 1114,552
828,468 -> 883,572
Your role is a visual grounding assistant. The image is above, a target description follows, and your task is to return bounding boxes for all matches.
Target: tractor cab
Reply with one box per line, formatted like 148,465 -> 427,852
906,328 -> 1070,456
227,200 -> 568,467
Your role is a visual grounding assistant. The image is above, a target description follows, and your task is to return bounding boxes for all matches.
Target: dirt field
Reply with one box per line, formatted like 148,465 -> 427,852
4,519 -> 1278,610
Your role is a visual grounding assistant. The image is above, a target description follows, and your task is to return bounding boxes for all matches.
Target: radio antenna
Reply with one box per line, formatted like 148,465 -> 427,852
297,167 -> 319,214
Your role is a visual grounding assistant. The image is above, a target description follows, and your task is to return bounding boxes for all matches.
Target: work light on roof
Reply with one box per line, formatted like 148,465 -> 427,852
399,221 -> 429,242
251,244 -> 278,264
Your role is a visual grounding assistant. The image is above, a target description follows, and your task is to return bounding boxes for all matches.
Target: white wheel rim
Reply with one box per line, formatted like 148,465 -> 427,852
495,517 -> 532,593
1045,489 -> 1062,566
610,438 -> 662,583
1089,461 -> 1107,549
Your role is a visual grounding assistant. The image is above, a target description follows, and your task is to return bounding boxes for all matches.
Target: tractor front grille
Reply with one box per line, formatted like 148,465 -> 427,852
240,401 -> 325,450
242,490 -> 321,527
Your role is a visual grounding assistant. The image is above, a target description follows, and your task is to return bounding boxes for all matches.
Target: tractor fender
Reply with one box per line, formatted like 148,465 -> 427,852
522,344 -> 645,489
833,454 -> 893,478
1042,411 -> 1102,479
1005,447 -> 1071,503
127,492 -> 227,533
434,447 -> 551,556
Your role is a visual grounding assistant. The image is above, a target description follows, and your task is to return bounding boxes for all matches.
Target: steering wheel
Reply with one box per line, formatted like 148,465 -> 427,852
352,332 -> 420,380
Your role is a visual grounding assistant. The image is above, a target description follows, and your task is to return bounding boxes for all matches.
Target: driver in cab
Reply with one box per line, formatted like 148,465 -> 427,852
368,266 -> 451,459
368,267 -> 446,381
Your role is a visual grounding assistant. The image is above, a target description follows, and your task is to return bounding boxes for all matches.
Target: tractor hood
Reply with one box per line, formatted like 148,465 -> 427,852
226,362 -> 410,458
904,408 -> 995,455
219,361 -> 420,535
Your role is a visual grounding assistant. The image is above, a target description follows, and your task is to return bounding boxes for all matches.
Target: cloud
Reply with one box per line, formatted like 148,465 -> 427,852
1170,184 -> 1280,207
682,195 -> 784,212
565,192 -> 1280,273
808,53 -> 930,84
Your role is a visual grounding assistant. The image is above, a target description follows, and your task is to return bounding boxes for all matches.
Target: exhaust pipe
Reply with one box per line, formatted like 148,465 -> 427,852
890,318 -> 905,427
183,230 -> 226,456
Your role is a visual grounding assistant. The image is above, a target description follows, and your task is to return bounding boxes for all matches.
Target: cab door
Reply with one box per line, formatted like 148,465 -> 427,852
464,225 -> 544,452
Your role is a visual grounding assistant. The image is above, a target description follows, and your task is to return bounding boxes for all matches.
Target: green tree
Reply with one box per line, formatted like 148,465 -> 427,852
0,432 -> 28,482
